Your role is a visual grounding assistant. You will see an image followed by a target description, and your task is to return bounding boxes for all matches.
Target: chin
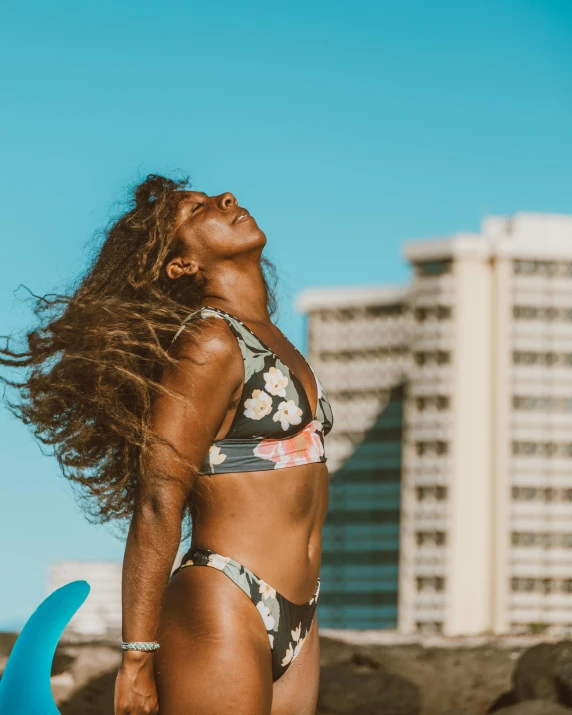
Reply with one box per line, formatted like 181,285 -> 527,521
248,226 -> 267,248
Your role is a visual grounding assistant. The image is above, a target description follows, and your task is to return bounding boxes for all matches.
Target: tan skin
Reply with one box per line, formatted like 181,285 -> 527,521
114,191 -> 329,715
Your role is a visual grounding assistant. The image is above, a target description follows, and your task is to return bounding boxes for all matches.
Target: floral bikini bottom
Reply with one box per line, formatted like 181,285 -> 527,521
170,545 -> 320,682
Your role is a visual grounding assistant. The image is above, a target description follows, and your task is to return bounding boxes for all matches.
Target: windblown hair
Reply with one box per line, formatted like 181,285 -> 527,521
0,173 -> 279,536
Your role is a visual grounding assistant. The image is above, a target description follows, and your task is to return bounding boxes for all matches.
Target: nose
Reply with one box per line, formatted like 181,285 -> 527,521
217,192 -> 238,210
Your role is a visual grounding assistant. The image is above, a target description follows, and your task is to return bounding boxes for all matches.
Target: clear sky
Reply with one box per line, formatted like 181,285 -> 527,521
1,0 -> 571,629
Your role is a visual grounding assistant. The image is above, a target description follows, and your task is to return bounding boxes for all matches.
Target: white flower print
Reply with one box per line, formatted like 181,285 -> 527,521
256,600 -> 276,631
309,580 -> 320,605
272,400 -> 303,431
293,634 -> 306,660
281,643 -> 294,667
207,554 -> 230,571
258,579 -> 277,600
202,309 -> 225,320
263,366 -> 288,397
183,558 -> 194,566
310,365 -> 323,399
244,389 -> 273,420
208,445 -> 227,466
267,633 -> 274,648
291,623 -> 302,642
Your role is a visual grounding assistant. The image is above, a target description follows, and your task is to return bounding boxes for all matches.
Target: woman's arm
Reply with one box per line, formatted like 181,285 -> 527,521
115,318 -> 243,714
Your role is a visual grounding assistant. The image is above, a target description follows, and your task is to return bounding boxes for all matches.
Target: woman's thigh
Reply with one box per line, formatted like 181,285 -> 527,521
154,564 -> 274,715
270,613 -> 321,715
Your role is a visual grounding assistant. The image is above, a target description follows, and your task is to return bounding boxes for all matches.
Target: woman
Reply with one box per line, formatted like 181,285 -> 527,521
0,174 -> 333,715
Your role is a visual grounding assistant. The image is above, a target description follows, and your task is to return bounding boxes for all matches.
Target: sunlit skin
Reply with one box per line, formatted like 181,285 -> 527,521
116,191 -> 329,715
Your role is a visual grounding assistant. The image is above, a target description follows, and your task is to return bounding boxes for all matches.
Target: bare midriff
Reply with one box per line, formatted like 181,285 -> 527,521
187,460 -> 329,606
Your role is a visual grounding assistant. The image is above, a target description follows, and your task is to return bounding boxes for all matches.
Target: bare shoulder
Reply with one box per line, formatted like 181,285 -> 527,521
166,312 -> 243,390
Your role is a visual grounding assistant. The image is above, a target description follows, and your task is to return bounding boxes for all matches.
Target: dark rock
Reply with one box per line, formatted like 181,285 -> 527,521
318,661 -> 421,715
493,700 -> 572,714
486,689 -> 518,713
553,640 -> 572,706
512,640 -> 572,706
51,651 -> 76,677
59,670 -> 116,715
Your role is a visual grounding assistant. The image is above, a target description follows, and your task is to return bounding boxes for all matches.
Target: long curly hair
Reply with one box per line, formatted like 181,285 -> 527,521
0,173 -> 279,538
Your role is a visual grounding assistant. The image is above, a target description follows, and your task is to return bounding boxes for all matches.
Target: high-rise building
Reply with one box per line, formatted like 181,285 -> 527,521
296,286 -> 411,629
297,213 -> 572,636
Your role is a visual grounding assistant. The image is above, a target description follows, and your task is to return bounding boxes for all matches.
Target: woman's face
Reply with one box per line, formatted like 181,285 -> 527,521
165,190 -> 266,280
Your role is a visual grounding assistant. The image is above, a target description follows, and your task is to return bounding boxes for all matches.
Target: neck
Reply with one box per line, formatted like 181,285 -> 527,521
200,258 -> 272,325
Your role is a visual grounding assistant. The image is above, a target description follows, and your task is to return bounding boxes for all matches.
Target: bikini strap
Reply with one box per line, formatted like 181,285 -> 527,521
170,306 -> 249,361
170,307 -> 205,346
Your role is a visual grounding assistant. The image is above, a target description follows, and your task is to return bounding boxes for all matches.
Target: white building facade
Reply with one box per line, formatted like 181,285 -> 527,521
48,549 -> 187,638
298,213 -> 572,636
48,561 -> 123,638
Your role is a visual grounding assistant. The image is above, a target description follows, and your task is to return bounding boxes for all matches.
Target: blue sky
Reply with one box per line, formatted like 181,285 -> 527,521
0,0 -> 571,629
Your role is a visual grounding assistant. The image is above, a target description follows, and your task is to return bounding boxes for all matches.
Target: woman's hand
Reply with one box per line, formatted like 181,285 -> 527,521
114,652 -> 159,715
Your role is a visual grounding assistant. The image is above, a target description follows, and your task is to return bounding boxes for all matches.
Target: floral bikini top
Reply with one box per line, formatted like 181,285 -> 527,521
173,305 -> 334,475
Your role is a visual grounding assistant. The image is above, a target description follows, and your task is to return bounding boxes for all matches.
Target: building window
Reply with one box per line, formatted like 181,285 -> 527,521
514,305 -> 572,322
416,576 -> 445,592
416,487 -> 448,502
416,530 -> 447,546
413,350 -> 451,367
415,441 -> 449,457
415,395 -> 450,412
416,260 -> 452,277
435,441 -> 448,455
414,307 -> 427,322
514,260 -> 559,276
416,621 -> 443,634
414,305 -> 452,321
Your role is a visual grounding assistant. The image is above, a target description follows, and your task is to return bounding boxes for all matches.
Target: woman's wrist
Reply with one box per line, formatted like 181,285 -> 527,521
120,649 -> 157,675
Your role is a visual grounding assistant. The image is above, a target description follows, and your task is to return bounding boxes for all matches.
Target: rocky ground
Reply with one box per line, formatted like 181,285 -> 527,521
3,630 -> 572,713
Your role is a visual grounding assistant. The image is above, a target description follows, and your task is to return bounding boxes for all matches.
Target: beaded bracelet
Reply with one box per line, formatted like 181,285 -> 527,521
121,641 -> 160,652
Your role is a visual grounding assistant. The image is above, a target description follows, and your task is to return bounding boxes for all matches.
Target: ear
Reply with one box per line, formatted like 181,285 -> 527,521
165,257 -> 199,280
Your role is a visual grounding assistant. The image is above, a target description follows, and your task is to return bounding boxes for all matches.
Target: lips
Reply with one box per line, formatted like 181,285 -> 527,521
234,208 -> 251,224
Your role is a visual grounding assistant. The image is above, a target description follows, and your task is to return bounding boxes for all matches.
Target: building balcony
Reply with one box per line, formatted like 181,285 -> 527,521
408,329 -> 455,348
510,457 -> 572,475
511,595 -> 572,610
512,323 -> 572,343
317,362 -> 407,392
311,320 -> 409,353
512,412 -> 572,437
404,412 -> 453,436
511,509 -> 572,531
513,367 -> 572,388
412,607 -> 446,622
513,277 -> 572,302
414,503 -> 448,522
511,502 -> 572,521
414,548 -> 447,567
411,515 -> 448,532
510,609 -> 572,626
413,593 -> 446,610
511,551 -> 572,576
409,274 -> 454,303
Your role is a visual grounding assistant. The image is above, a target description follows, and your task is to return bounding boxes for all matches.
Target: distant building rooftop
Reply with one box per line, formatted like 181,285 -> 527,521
296,285 -> 409,312
403,212 -> 572,262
